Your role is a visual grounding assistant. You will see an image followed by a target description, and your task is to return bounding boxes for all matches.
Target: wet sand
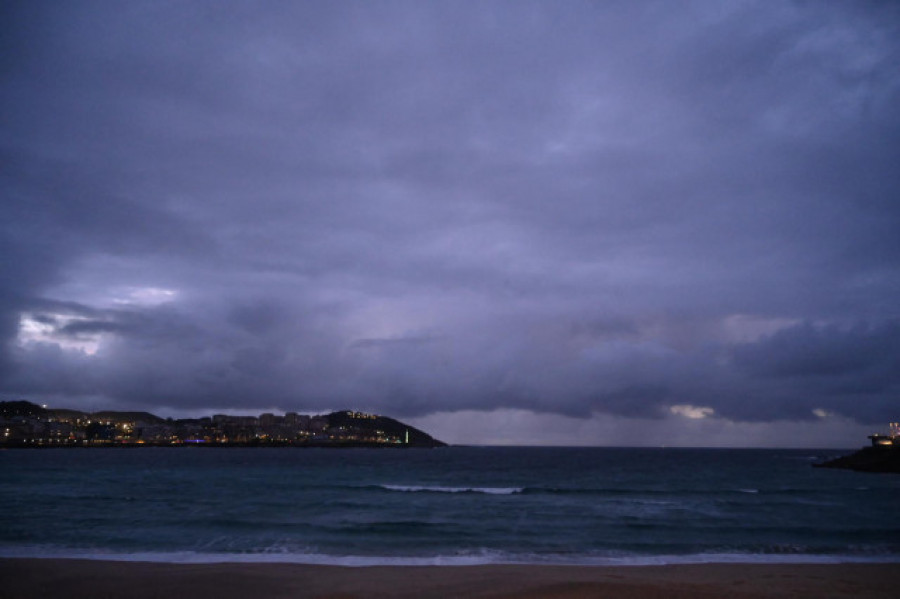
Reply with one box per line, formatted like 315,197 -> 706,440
1,558 -> 898,598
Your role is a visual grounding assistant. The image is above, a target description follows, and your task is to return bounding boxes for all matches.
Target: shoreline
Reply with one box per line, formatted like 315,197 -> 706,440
3,558 -> 899,598
1,551 -> 897,568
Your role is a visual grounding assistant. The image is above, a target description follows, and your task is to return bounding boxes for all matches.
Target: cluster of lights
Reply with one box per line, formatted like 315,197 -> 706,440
345,411 -> 377,420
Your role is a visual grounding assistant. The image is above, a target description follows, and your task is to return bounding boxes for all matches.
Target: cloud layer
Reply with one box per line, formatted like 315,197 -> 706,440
2,1 -> 899,444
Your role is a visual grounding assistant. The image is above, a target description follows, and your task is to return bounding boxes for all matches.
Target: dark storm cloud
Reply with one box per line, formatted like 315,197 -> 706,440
734,322 -> 900,380
56,320 -> 129,337
2,1 -> 899,437
727,321 -> 900,423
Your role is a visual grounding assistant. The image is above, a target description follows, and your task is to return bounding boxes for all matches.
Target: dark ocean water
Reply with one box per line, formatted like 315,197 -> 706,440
1,447 -> 898,565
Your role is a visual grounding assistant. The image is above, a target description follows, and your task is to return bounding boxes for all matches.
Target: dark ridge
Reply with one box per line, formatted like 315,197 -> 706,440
0,400 -> 48,419
90,411 -> 165,424
49,408 -> 89,421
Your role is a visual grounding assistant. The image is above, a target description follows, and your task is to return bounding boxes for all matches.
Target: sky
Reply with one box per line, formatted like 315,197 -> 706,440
2,1 -> 899,447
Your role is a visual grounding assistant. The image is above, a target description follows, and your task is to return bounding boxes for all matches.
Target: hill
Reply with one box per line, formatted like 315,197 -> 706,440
327,410 -> 446,447
0,400 -> 48,419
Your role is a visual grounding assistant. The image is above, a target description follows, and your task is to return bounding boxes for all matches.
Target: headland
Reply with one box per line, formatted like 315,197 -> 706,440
0,401 -> 445,448
815,422 -> 900,473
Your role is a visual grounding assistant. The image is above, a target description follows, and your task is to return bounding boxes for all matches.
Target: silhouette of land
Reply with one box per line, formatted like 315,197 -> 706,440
0,401 -> 445,448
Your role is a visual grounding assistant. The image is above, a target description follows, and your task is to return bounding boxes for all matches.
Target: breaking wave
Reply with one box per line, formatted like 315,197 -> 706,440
379,485 -> 523,495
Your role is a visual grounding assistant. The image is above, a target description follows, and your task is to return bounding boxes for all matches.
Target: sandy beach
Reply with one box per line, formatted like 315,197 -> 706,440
1,559 -> 898,598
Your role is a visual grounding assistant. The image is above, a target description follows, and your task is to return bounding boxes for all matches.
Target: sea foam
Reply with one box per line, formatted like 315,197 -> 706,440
380,484 -> 523,495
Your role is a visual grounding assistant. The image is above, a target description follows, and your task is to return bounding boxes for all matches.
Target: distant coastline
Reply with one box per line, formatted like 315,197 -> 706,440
0,401 -> 446,448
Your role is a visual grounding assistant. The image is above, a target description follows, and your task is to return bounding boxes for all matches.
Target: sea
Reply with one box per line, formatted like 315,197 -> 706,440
1,446 -> 898,566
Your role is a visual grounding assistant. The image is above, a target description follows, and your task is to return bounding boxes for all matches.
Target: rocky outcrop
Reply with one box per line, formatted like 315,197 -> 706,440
814,446 -> 900,473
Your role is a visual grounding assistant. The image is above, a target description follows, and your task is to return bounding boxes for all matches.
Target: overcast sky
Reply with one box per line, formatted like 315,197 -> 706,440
2,1 -> 899,447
